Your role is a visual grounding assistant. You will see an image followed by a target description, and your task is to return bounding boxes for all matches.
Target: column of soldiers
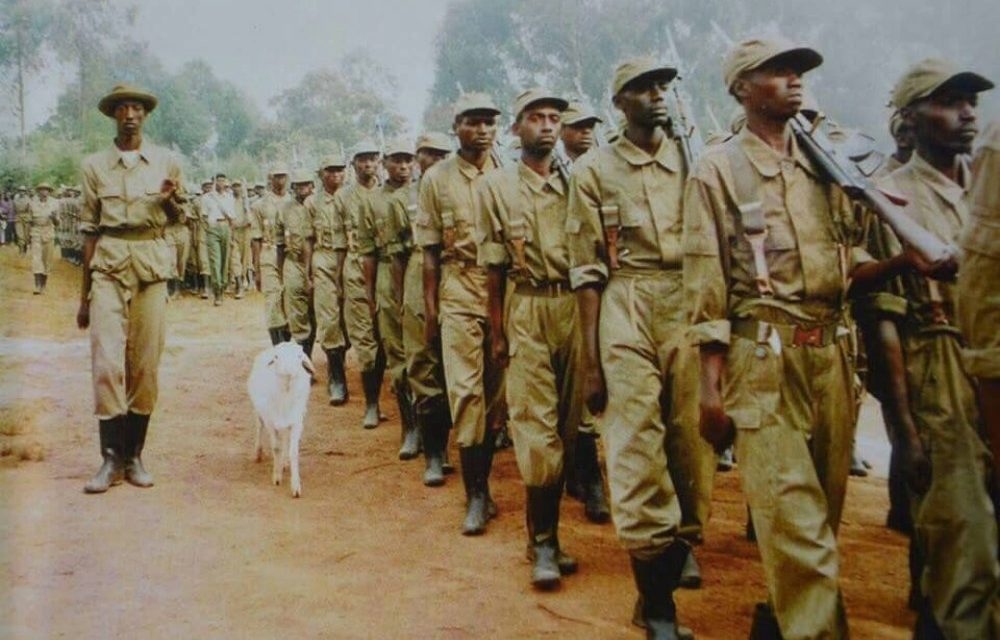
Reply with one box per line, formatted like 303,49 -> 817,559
61,36 -> 1000,639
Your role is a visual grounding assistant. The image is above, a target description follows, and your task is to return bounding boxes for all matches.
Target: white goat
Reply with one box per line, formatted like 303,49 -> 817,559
247,341 -> 315,497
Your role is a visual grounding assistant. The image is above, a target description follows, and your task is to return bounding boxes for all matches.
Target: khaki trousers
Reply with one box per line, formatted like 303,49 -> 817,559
344,252 -> 379,372
312,247 -> 346,351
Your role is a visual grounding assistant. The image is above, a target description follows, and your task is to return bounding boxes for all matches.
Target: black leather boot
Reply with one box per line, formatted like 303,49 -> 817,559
421,413 -> 446,487
199,275 -> 209,299
749,602 -> 783,640
460,445 -> 488,535
325,348 -> 348,405
526,485 -> 562,589
361,368 -> 381,429
630,541 -> 690,640
123,412 -> 154,487
32,273 -> 42,294
83,417 -> 125,493
679,548 -> 702,589
396,381 -> 421,460
576,432 -> 611,524
268,328 -> 284,345
40,274 -> 47,292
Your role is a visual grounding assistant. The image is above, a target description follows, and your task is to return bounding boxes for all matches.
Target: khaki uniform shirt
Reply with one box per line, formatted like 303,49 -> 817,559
959,121 -> 1000,377
357,182 -> 411,259
683,127 -> 868,345
566,134 -> 686,289
250,191 -> 291,246
308,188 -> 348,251
28,197 -> 59,229
231,194 -> 250,228
414,154 -> 500,263
873,153 -> 970,333
14,195 -> 31,222
477,162 -> 570,285
275,198 -> 315,261
334,182 -> 379,254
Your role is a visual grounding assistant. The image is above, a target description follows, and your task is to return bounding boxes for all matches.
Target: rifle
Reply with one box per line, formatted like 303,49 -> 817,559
664,25 -> 706,168
789,112 -> 956,264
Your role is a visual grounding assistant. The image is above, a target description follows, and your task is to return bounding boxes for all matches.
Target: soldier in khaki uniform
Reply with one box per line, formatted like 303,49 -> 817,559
336,141 -> 385,429
557,101 -> 612,526
164,186 -> 191,298
309,155 -> 349,405
567,58 -> 705,637
27,183 -> 59,294
404,133 -> 454,485
277,173 -> 317,359
684,39 -> 938,638
358,138 -> 421,458
14,185 -> 31,255
251,168 -> 292,345
869,60 -> 999,639
77,84 -> 185,494
959,119 -> 1000,500
415,93 -> 504,535
229,179 -> 252,299
478,89 -> 583,589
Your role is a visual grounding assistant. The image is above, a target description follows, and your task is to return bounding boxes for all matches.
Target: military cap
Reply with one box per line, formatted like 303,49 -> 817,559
98,83 -> 158,118
353,140 -> 381,158
254,182 -> 266,189
231,179 -> 243,186
290,171 -> 314,185
17,185 -> 27,191
612,57 -> 678,96
512,88 -> 568,119
890,58 -> 994,109
722,38 -> 823,91
889,110 -> 905,138
383,137 -> 416,157
562,101 -> 604,126
201,179 -> 213,187
415,132 -> 452,153
319,154 -> 347,169
35,182 -> 53,192
452,92 -> 501,118
270,166 -> 290,176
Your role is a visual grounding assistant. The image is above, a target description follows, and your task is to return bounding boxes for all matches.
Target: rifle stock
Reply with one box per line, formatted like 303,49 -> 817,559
789,113 -> 956,264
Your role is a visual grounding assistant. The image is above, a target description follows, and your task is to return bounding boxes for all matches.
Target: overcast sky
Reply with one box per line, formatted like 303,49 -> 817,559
25,0 -> 454,132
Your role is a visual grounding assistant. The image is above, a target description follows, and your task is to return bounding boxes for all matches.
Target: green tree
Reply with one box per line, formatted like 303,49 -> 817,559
0,0 -> 55,158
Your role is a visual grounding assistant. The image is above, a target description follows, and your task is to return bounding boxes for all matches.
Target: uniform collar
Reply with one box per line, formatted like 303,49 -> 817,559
107,142 -> 152,170
516,160 -> 565,196
456,153 -> 498,180
613,132 -> 680,172
737,125 -> 818,179
906,152 -> 968,207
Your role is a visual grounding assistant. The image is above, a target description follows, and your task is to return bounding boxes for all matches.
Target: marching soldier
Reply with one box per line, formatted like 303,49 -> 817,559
203,173 -> 235,306
871,59 -> 999,638
14,185 -> 31,255
251,168 -> 292,345
567,57 -> 704,637
165,185 -> 191,298
560,101 -> 603,162
477,89 -> 582,589
192,179 -> 213,298
415,93 -> 505,535
27,182 -> 59,294
310,155 -> 350,405
403,132 -> 454,485
277,172 -> 318,358
229,179 -> 252,299
78,84 -> 185,494
358,138 -> 420,458
336,141 -> 386,429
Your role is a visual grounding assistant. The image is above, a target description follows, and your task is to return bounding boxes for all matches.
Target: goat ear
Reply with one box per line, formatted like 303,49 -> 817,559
300,354 -> 315,375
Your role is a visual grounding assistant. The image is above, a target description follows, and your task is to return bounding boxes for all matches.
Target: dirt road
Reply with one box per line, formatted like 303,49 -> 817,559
0,249 -> 915,639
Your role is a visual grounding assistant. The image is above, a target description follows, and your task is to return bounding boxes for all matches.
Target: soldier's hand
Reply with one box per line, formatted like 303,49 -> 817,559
76,300 -> 90,330
305,277 -> 314,294
583,368 -> 607,416
904,246 -> 958,282
899,437 -> 931,495
489,333 -> 509,370
699,401 -> 735,453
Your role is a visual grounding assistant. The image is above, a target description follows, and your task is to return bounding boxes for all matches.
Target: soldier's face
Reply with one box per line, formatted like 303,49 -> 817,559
113,100 -> 146,136
38,189 -> 50,201
271,174 -> 288,192
201,184 -> 213,194
561,121 -> 596,156
514,104 -> 562,157
354,154 -> 380,180
233,184 -> 243,197
738,65 -> 804,121
615,76 -> 670,129
909,89 -> 979,155
215,177 -> 229,192
293,182 -> 312,200
385,154 -> 413,184
416,148 -> 449,173
321,167 -> 346,192
454,114 -> 497,153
